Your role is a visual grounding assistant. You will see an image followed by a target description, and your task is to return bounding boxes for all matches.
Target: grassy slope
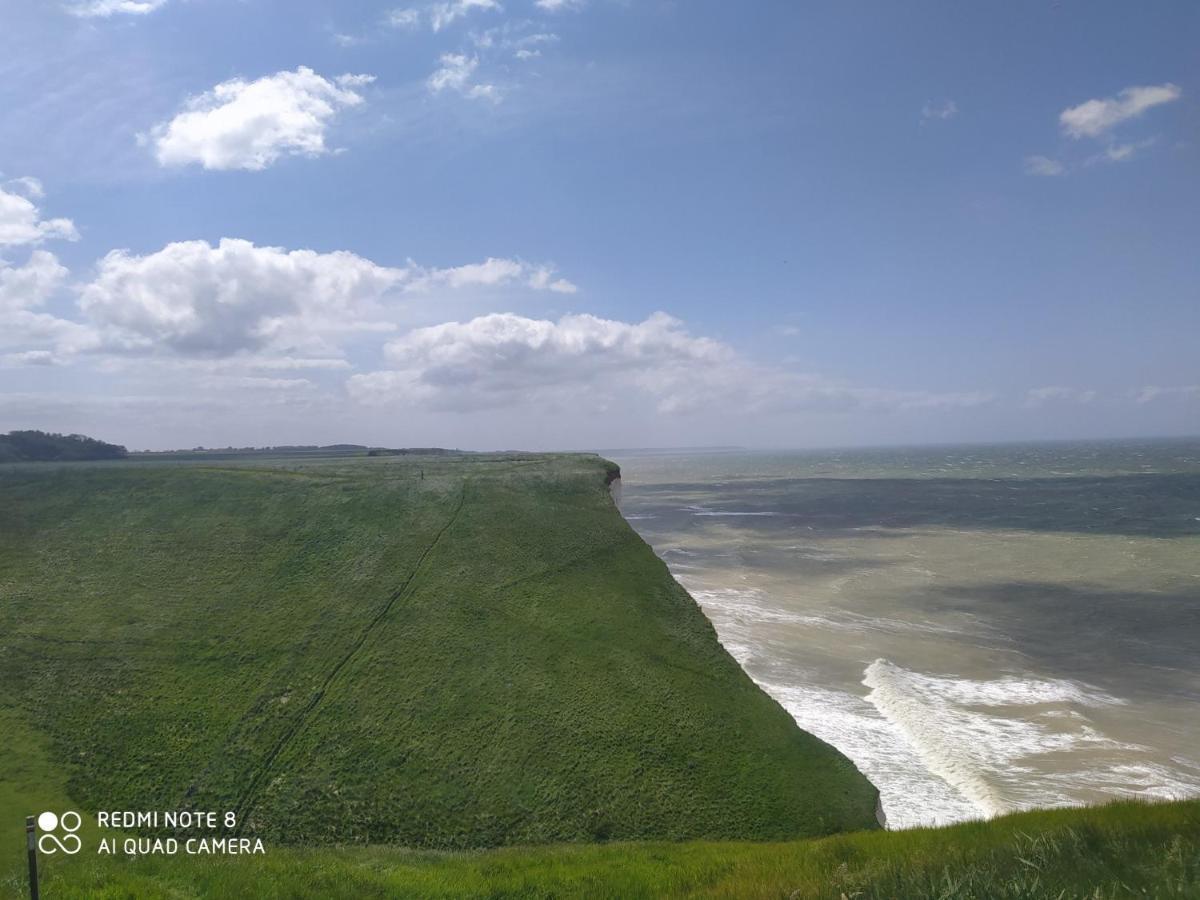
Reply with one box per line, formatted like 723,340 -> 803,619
0,453 -> 876,862
10,798 -> 1200,899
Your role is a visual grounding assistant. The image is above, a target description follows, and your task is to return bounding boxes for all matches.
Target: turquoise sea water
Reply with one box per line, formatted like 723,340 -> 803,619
609,439 -> 1200,828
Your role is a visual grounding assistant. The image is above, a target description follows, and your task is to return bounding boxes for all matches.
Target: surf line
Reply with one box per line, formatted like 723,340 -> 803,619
862,658 -> 1007,819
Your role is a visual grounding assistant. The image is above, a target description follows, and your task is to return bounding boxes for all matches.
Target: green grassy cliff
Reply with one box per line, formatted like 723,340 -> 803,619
0,453 -> 878,854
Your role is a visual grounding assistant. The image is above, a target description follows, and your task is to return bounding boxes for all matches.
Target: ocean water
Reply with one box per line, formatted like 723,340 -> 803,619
608,440 -> 1200,828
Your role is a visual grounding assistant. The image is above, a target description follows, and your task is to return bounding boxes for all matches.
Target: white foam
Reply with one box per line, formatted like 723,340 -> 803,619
681,504 -> 780,517
689,587 -> 965,637
694,511 -> 780,517
861,659 -> 1197,820
760,679 -> 978,828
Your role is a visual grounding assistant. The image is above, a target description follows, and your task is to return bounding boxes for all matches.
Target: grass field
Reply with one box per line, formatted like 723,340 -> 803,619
0,453 -> 875,860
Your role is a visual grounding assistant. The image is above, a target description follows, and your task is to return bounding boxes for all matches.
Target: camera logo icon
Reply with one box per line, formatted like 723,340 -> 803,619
37,811 -> 82,855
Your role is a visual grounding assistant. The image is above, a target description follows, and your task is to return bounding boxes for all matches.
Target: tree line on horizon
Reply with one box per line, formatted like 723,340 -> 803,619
0,430 -> 128,462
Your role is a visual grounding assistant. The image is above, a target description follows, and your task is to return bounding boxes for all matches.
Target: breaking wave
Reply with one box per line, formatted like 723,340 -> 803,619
862,659 -> 1200,820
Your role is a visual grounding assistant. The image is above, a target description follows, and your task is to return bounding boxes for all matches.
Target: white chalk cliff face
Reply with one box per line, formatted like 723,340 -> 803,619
607,475 -> 623,508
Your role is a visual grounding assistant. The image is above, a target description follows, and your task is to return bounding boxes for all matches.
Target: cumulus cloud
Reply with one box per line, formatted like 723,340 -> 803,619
1059,84 -> 1182,139
148,67 -> 375,171
0,181 -> 79,247
427,54 -> 499,101
348,311 -> 996,415
1024,155 -> 1065,177
1024,386 -> 1098,407
67,240 -> 578,361
66,0 -> 167,16
921,99 -> 958,122
349,312 -> 724,410
535,0 -> 584,10
77,238 -> 405,357
0,251 -> 92,351
0,250 -> 69,312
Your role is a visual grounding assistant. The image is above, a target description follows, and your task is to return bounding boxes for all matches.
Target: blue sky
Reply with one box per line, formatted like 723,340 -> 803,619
0,0 -> 1196,450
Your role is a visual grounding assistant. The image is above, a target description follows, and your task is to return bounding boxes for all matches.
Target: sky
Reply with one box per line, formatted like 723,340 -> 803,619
0,0 -> 1197,451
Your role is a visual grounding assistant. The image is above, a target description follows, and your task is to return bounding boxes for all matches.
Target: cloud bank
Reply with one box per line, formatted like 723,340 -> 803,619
349,312 -> 995,416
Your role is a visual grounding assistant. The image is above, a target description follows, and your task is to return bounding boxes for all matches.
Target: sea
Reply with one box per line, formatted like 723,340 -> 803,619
606,439 -> 1200,829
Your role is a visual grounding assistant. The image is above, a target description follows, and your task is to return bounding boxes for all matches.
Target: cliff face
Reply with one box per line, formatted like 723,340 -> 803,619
0,452 -> 879,848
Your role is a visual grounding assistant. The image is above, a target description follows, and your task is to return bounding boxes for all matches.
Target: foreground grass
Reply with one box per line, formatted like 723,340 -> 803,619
7,800 -> 1196,899
0,453 -> 875,856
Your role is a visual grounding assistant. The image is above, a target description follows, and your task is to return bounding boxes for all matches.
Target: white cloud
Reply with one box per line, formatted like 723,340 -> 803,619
1024,386 -> 1098,407
417,256 -> 521,288
199,375 -> 314,392
0,251 -> 69,312
1136,385 -> 1200,404
0,251 -> 91,351
149,67 -> 375,171
387,7 -> 422,28
0,350 -> 60,367
1085,137 -> 1158,166
429,0 -> 501,31
1024,155 -> 1065,177
5,177 -> 45,200
515,32 -> 558,46
921,99 -> 958,122
405,257 -> 576,293
77,238 -> 405,357
249,357 -> 355,371
65,0 -> 167,17
68,241 -> 576,361
526,265 -> 577,293
535,0 -> 584,10
348,311 -> 996,415
473,26 -> 558,58
1059,84 -> 1182,139
349,312 -> 726,410
0,181 -> 79,247
427,54 -> 500,101
1105,143 -> 1137,162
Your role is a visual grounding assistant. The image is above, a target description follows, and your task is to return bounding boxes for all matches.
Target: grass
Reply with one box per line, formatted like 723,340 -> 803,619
0,453 -> 875,857
8,800 -> 1198,898
3,452 -> 1195,898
